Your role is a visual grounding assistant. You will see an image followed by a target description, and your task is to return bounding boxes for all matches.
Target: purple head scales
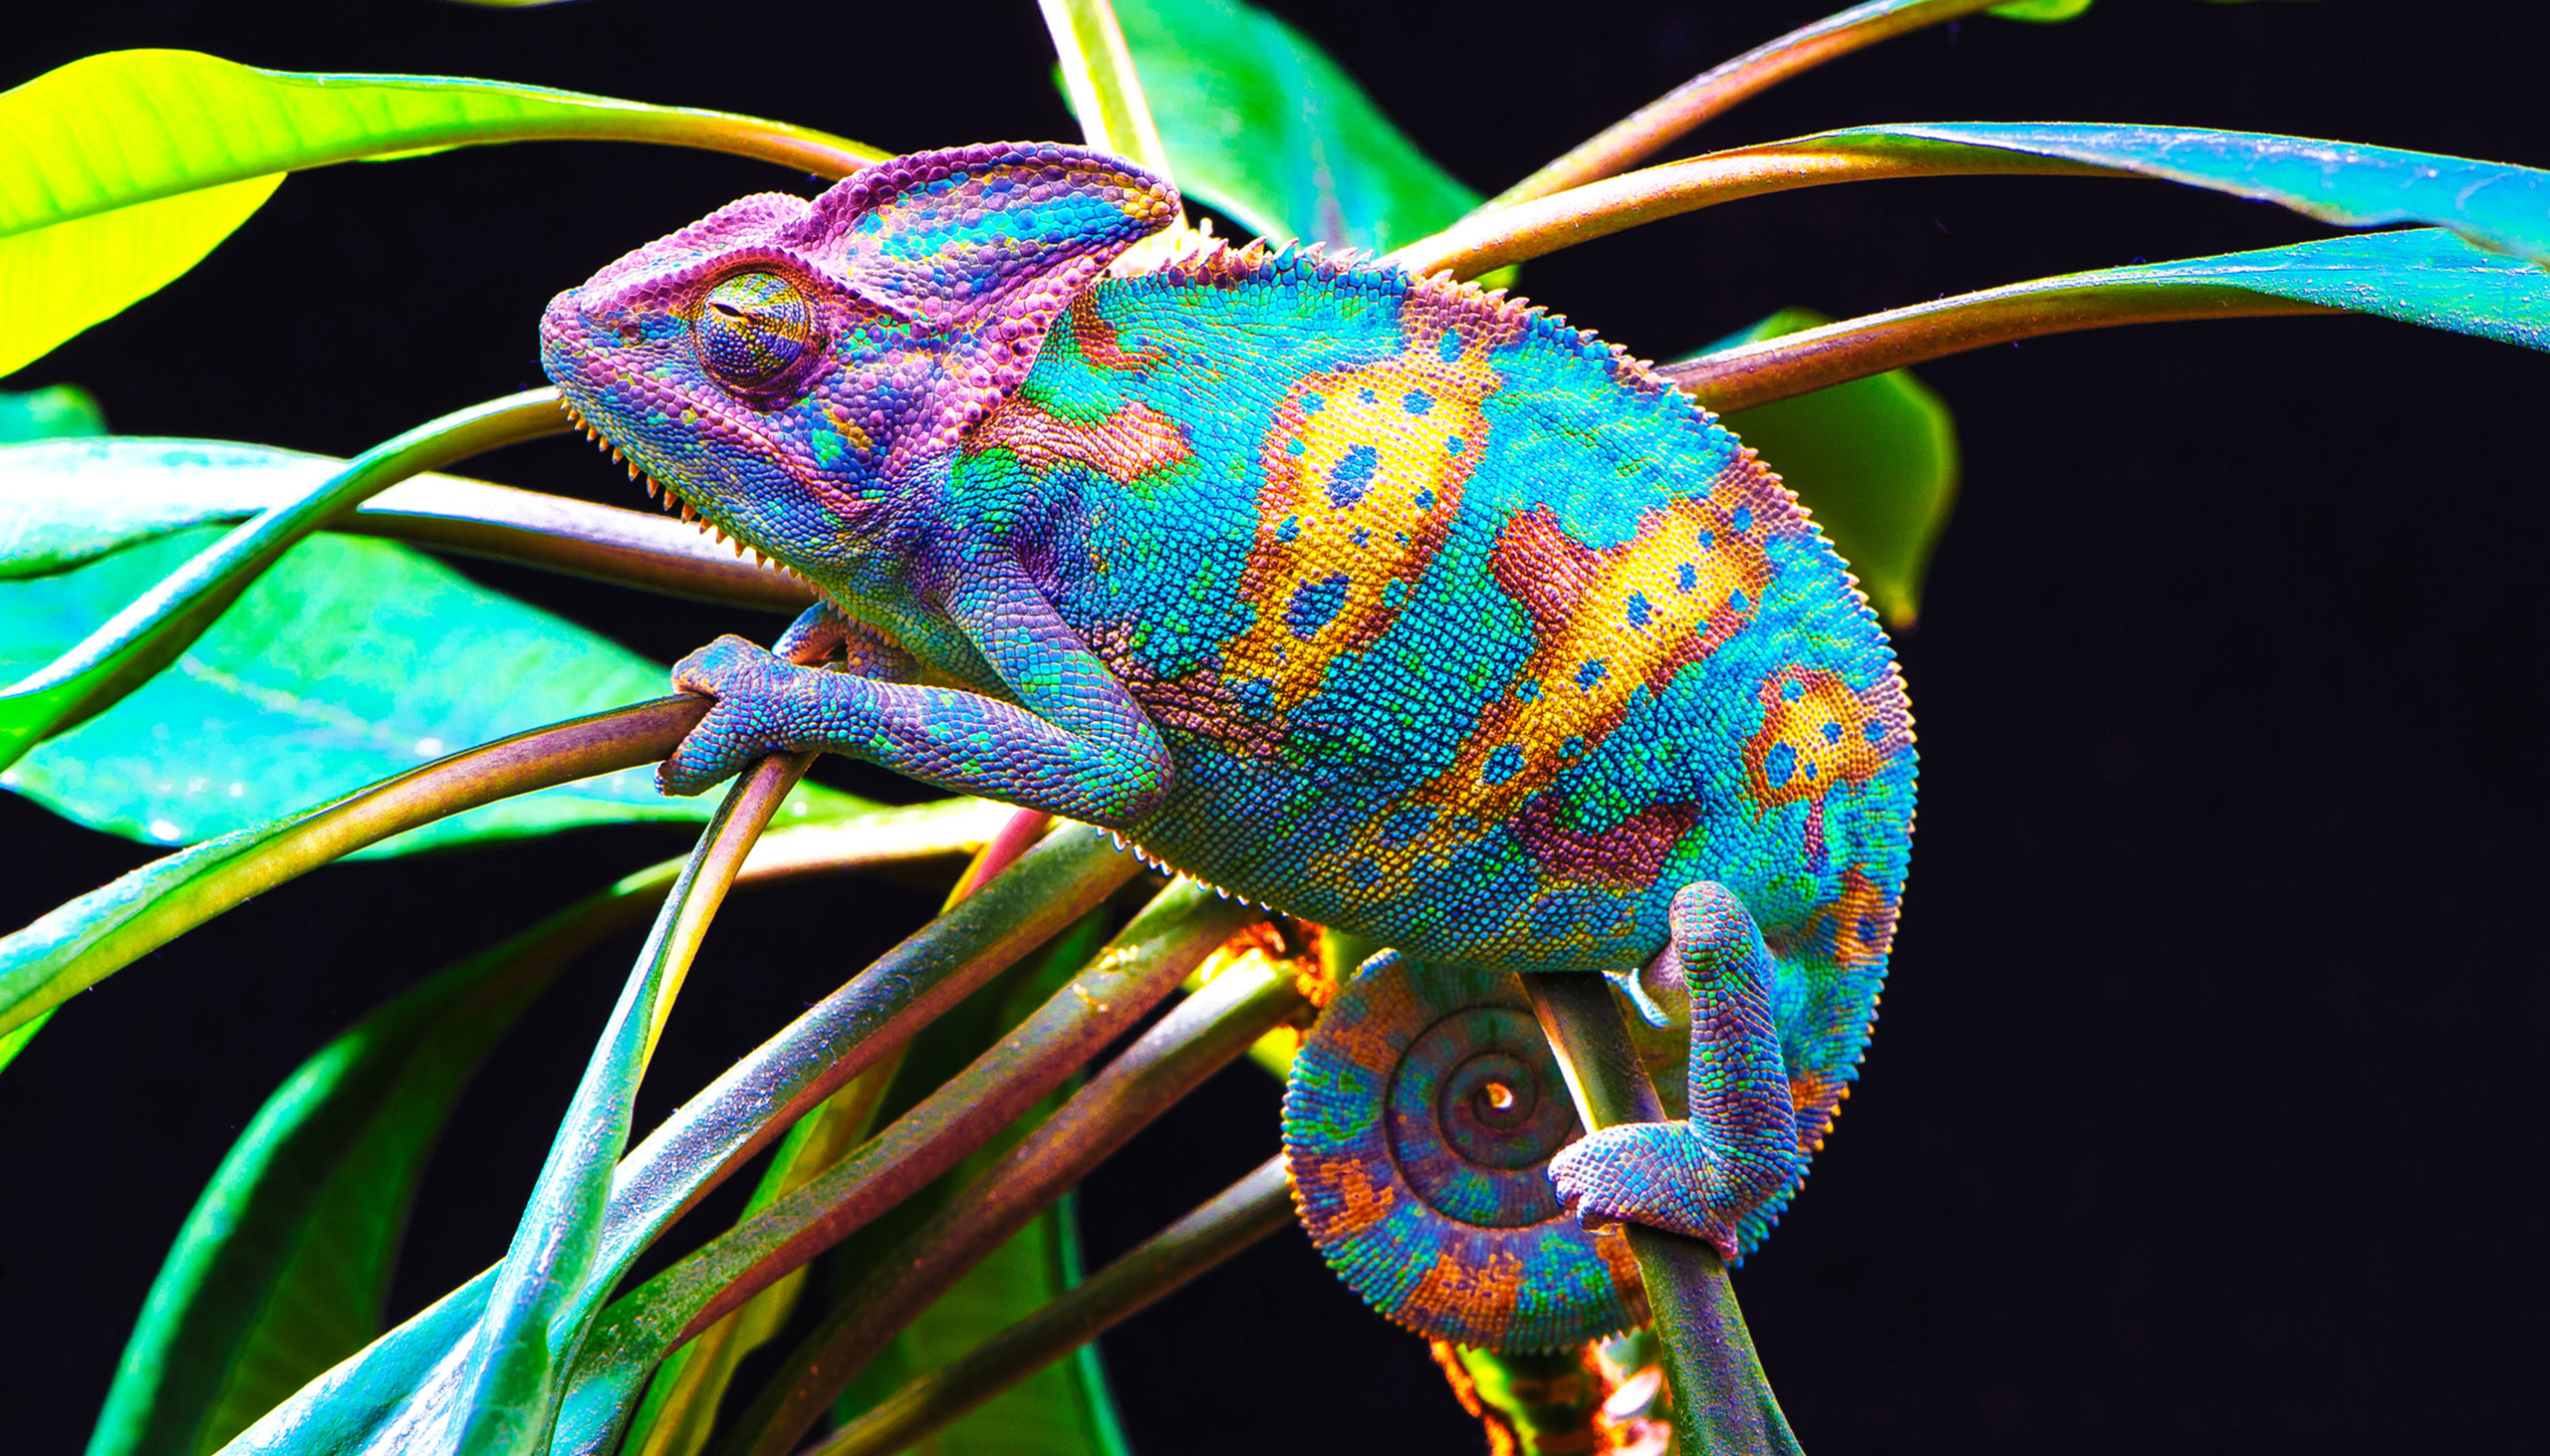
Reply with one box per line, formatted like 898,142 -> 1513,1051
538,142 -> 1178,591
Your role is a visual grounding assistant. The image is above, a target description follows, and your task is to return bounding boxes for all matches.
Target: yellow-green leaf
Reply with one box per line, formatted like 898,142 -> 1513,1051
0,50 -> 877,374
0,175 -> 279,378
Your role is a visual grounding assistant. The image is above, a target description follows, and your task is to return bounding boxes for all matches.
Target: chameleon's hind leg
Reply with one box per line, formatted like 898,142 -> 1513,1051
1547,881 -> 1802,1257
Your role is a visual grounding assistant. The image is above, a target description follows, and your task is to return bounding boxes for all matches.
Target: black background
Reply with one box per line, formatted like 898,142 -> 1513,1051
4,1 -> 2545,1452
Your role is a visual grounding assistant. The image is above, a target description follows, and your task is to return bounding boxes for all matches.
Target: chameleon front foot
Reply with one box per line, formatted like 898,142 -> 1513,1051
1549,882 -> 1804,1258
662,633 -> 839,796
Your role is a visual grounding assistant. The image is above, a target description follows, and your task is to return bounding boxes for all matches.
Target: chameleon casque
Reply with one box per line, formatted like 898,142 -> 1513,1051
539,142 -> 1916,1352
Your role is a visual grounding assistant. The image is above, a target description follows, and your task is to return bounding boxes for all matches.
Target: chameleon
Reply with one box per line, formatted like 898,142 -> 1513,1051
538,140 -> 1916,1351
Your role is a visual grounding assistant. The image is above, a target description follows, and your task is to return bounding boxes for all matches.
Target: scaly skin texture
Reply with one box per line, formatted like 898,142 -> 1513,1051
540,141 -> 1916,1349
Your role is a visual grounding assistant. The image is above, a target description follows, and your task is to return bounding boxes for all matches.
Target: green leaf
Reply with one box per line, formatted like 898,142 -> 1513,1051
0,526 -> 853,853
0,1006 -> 51,1075
0,174 -> 282,379
0,51 -> 879,373
1703,309 -> 1958,629
1989,0 -> 2092,19
0,390 -> 567,773
1811,121 -> 2550,265
1104,0 -> 1479,251
87,885 -> 607,1456
0,437 -> 485,582
0,383 -> 107,442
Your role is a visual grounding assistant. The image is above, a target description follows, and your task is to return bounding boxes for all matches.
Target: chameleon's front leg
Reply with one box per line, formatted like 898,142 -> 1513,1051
1549,882 -> 1803,1254
660,559 -> 1173,827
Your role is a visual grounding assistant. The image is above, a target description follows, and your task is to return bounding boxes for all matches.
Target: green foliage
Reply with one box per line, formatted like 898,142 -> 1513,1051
1708,309 -> 1959,629
0,383 -> 108,441
1105,0 -> 1480,251
0,50 -> 876,375
0,526 -> 855,852
87,886 -> 610,1456
1988,0 -> 2093,19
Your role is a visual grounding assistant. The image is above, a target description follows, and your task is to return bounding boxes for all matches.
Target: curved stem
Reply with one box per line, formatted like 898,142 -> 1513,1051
456,752 -> 812,1452
225,827 -> 1141,1456
810,1155 -> 1295,1456
0,695 -> 703,1039
1393,140 -> 2107,281
722,931 -> 1304,1456
1664,279 -> 2332,412
1041,0 -> 1173,179
0,388 -> 571,765
1521,973 -> 1802,1456
1487,0 -> 2009,210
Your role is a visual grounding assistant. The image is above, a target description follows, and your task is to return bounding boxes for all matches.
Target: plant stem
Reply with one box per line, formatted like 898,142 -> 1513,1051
1486,0 -> 2010,210
1394,140 -> 2107,282
223,827 -> 1141,1455
457,752 -> 813,1454
1663,277 -> 2331,411
810,1155 -> 1295,1456
721,940 -> 1303,1456
1040,0 -> 1173,178
1520,973 -> 1803,1456
0,695 -> 704,1039
0,388 -> 571,766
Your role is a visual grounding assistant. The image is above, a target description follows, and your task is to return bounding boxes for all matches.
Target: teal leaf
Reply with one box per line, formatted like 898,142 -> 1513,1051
0,526 -> 852,854
0,383 -> 107,443
0,438 -> 485,582
1703,309 -> 1958,629
1104,0 -> 1479,252
1813,121 -> 2550,265
87,892 -> 594,1456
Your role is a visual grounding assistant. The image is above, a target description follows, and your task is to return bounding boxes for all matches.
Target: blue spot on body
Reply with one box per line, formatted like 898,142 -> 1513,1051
1404,390 -> 1434,414
1305,393 -> 1325,413
1382,807 -> 1435,846
1677,562 -> 1697,594
1276,514 -> 1301,543
1360,387 -> 1379,403
1352,528 -> 1371,546
1730,506 -> 1753,532
1447,437 -> 1466,454
1695,529 -> 1715,550
1482,744 -> 1525,785
1329,444 -> 1380,507
1823,721 -> 1843,743
1764,741 -> 1796,788
1285,575 -> 1351,639
1438,334 -> 1463,363
1782,676 -> 1807,701
1729,589 -> 1749,612
1414,489 -> 1435,510
1288,437 -> 1306,456
1625,593 -> 1653,627
1865,719 -> 1888,743
1576,658 -> 1608,689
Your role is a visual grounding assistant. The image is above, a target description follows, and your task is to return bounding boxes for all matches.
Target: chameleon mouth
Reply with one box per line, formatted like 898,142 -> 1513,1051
558,394 -> 809,587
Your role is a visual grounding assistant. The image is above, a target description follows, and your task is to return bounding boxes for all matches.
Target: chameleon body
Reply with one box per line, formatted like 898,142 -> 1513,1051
540,142 -> 1915,1349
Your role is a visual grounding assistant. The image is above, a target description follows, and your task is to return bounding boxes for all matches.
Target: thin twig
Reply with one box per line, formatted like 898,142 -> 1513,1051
1394,139 -> 2106,281
810,1155 -> 1295,1456
1664,277 -> 2332,411
1521,973 -> 1801,1456
723,941 -> 1308,1456
1487,0 -> 2010,210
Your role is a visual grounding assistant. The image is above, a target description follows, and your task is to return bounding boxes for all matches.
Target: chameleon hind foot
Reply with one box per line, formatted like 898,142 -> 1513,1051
1548,881 -> 1803,1258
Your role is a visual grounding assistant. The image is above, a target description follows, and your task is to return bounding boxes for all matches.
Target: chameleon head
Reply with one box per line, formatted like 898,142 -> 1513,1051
539,141 -> 1178,586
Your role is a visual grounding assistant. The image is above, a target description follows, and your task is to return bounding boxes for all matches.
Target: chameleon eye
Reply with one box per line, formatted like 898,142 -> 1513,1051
693,271 -> 813,392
